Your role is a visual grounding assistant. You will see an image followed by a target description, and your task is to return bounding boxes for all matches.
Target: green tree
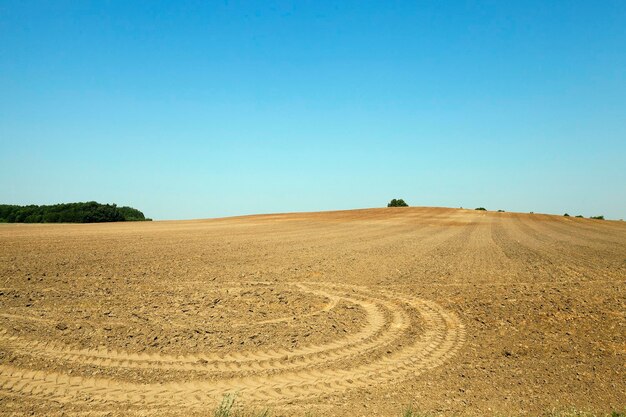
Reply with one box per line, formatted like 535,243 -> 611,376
118,206 -> 146,221
0,202 -> 149,223
387,198 -> 409,207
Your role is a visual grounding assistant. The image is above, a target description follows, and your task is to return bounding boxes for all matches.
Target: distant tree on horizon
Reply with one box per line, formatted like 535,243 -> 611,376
0,202 -> 150,223
387,198 -> 409,207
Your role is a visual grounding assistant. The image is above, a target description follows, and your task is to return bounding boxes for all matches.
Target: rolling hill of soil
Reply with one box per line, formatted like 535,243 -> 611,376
0,207 -> 624,416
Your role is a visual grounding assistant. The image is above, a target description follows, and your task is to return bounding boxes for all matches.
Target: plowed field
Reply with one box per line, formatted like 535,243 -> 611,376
0,207 -> 624,416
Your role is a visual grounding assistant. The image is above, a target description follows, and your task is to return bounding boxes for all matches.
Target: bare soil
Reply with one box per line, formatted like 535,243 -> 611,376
0,207 -> 624,416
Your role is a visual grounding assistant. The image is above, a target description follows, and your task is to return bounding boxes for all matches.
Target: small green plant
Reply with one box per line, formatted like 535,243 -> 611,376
214,394 -> 236,417
475,207 -> 486,211
576,215 -> 584,218
388,198 -> 409,207
590,215 -> 605,220
400,405 -> 433,417
497,209 -> 505,212
563,213 -> 570,217
213,394 -> 270,417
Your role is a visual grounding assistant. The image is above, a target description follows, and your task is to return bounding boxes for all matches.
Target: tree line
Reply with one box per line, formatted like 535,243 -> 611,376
0,202 -> 151,223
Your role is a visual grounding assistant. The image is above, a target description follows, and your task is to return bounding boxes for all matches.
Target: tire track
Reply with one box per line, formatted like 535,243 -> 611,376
0,285 -> 395,372
0,283 -> 465,408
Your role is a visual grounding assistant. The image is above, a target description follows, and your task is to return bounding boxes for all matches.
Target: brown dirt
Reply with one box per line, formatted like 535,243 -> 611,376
0,207 -> 624,416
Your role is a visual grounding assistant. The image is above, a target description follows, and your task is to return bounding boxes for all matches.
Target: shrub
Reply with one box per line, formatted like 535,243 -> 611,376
564,213 -> 570,217
475,207 -> 486,211
590,215 -> 605,220
387,199 -> 408,207
576,215 -> 584,218
497,209 -> 505,212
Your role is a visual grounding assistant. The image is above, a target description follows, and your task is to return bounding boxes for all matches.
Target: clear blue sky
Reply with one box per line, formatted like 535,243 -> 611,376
1,1 -> 625,220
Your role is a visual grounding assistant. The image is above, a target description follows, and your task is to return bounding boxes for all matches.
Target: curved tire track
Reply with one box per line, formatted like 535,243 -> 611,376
0,282 -> 465,407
